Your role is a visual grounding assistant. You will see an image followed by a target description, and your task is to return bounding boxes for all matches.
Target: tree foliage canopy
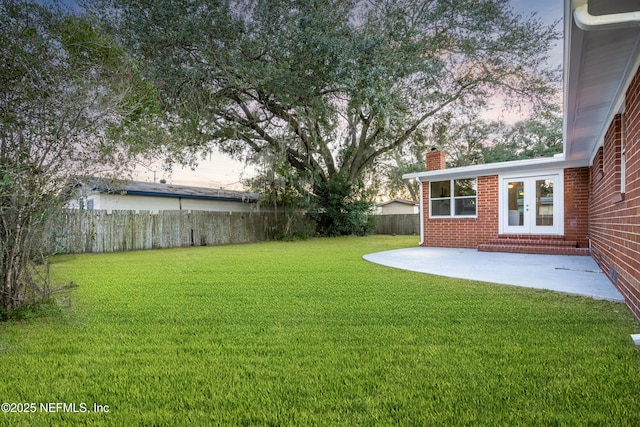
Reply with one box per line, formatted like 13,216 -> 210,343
483,112 -> 563,164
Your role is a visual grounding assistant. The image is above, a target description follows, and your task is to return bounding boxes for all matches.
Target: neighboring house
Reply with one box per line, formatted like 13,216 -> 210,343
376,199 -> 419,215
70,179 -> 260,214
404,0 -> 640,319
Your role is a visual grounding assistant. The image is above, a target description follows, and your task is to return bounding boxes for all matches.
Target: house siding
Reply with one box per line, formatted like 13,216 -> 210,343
589,67 -> 640,319
85,193 -> 258,214
421,175 -> 499,248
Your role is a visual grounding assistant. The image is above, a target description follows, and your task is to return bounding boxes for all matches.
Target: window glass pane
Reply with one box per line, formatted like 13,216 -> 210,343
454,198 -> 476,216
507,181 -> 524,226
431,199 -> 450,216
536,179 -> 553,226
454,179 -> 476,197
430,181 -> 450,198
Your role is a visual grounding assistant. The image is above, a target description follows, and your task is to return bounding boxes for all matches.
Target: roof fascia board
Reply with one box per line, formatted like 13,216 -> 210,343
127,190 -> 256,203
403,156 -> 588,182
96,188 -> 257,203
563,0 -> 584,160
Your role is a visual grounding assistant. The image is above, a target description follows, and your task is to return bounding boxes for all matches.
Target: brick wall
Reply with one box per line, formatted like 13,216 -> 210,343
421,175 -> 499,248
564,167 -> 590,248
426,150 -> 447,171
589,67 -> 640,319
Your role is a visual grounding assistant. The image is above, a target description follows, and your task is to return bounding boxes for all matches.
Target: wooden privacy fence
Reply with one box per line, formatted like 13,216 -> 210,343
43,211 -> 418,254
374,214 -> 419,235
46,210 -> 278,254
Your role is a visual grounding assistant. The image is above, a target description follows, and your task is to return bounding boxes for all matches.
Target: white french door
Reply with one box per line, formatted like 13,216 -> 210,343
502,174 -> 561,235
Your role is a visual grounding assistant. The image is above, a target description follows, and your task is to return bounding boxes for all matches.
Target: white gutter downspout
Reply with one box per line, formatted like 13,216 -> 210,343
573,0 -> 640,31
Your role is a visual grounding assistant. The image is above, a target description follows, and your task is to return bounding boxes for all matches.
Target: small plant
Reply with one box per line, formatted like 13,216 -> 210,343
0,298 -> 61,322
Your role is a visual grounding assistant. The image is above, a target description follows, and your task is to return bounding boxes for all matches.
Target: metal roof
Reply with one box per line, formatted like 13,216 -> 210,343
88,179 -> 260,203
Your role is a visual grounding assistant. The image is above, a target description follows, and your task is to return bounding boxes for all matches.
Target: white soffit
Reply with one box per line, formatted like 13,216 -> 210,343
564,0 -> 640,164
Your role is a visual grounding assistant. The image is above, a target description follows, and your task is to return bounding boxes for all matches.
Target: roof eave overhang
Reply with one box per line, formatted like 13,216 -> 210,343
403,155 -> 587,182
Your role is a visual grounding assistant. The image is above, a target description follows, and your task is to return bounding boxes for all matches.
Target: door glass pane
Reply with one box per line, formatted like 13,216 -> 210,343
507,181 -> 524,226
536,179 -> 554,226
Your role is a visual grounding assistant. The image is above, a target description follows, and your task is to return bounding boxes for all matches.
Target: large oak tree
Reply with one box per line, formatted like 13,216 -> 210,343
90,0 -> 560,234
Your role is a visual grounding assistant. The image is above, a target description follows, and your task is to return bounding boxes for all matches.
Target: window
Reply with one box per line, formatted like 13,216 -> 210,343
430,178 -> 477,217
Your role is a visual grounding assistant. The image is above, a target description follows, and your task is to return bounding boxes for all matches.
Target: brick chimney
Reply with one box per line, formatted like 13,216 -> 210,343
426,148 -> 446,171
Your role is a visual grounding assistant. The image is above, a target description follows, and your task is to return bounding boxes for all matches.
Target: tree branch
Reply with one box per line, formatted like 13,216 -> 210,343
355,83 -> 476,176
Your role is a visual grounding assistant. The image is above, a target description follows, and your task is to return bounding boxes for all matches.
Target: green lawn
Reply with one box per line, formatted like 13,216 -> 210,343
1,235 -> 639,426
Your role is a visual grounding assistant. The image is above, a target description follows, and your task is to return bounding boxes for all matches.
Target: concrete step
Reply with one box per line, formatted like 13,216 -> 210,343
477,244 -> 591,256
485,238 -> 579,247
478,235 -> 591,256
496,234 -> 566,240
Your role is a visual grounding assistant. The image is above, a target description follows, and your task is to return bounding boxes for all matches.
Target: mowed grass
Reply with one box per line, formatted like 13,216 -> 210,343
1,235 -> 640,426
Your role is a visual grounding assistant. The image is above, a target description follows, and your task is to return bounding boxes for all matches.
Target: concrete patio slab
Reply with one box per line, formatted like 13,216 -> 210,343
363,247 -> 624,302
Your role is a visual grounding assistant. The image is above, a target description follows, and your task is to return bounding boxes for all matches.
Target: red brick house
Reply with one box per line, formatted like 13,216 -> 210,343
404,0 -> 640,319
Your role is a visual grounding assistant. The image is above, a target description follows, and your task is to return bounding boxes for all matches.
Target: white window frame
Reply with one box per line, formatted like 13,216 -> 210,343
428,178 -> 477,218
